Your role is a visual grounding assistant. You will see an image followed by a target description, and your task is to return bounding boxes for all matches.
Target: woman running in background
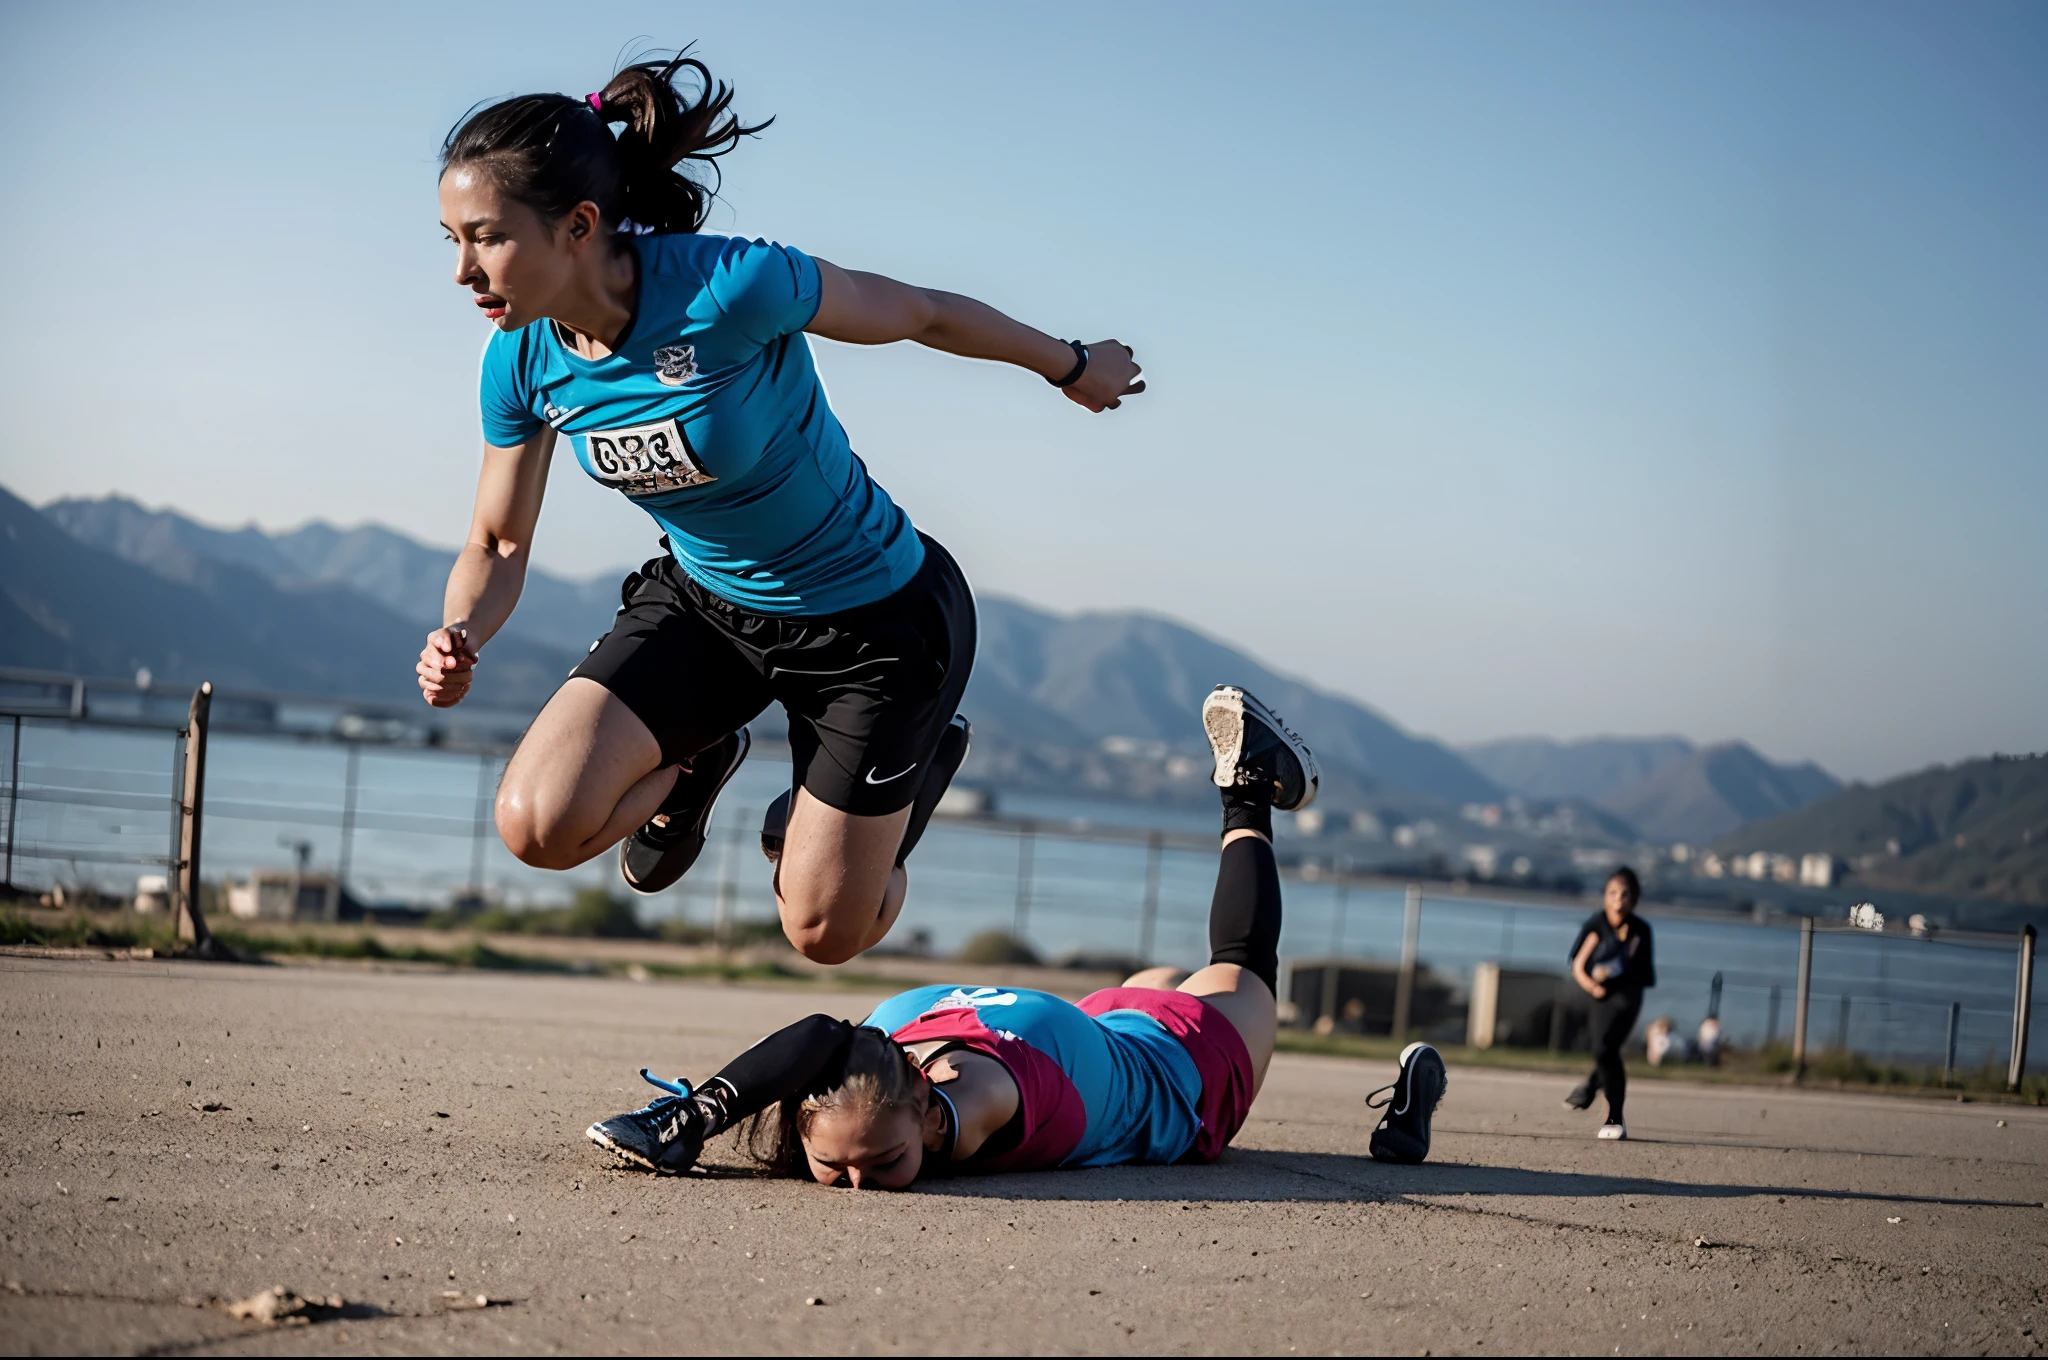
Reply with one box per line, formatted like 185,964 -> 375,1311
414,52 -> 1144,965
1563,866 -> 1656,1140
587,687 -> 1450,1185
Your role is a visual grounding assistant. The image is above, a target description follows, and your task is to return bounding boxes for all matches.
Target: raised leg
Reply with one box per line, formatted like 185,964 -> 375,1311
496,678 -> 675,870
1178,828 -> 1282,1096
775,789 -> 913,965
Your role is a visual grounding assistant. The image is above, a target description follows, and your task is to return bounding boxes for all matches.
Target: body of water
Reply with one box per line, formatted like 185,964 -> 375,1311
3,717 -> 2037,1075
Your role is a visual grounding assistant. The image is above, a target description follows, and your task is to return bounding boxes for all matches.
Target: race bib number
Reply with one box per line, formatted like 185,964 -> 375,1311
584,418 -> 714,497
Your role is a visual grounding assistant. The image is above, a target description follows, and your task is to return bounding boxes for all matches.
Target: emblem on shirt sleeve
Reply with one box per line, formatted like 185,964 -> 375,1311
584,416 -> 715,496
652,344 -> 698,386
933,987 -> 1019,1010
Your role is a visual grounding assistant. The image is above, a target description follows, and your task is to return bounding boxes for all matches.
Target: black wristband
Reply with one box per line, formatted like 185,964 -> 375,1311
1049,340 -> 1090,388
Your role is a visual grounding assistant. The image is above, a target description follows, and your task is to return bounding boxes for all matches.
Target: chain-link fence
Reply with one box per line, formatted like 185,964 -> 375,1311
2,670 -> 2038,1080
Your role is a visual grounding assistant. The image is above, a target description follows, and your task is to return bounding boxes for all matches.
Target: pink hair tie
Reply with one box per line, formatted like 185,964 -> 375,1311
586,92 -> 604,113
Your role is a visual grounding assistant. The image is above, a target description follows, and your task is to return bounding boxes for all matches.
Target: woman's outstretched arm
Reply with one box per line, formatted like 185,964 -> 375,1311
805,259 -> 1145,413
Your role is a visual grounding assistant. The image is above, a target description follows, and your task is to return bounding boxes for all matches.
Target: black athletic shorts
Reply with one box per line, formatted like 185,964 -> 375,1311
569,532 -> 975,818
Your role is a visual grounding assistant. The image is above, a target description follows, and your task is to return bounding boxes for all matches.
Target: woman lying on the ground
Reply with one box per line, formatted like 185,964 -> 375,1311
587,687 -> 1449,1187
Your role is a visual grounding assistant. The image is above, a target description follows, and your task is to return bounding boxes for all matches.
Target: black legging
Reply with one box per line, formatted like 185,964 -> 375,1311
1583,990 -> 1644,1122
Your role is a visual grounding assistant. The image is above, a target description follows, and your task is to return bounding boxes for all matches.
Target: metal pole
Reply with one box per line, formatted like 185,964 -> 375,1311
468,753 -> 494,901
2010,925 -> 2036,1093
3,714 -> 18,889
1012,825 -> 1035,940
713,816 -> 738,949
1330,869 -> 1350,955
1136,831 -> 1162,964
334,743 -> 359,920
1391,883 -> 1421,1040
1766,985 -> 1781,1046
1943,1001 -> 1960,1086
1792,916 -> 1814,1079
1836,994 -> 1851,1052
174,683 -> 220,955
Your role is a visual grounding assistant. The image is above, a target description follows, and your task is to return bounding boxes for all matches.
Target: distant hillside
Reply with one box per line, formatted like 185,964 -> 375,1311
963,598 -> 1503,806
19,490 -> 1502,808
2,486 -> 578,708
1599,742 -> 1841,843
1461,735 -> 1695,802
1722,753 -> 2048,906
44,495 -> 622,655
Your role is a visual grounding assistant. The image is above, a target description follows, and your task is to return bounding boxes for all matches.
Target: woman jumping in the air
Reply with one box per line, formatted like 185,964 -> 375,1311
587,687 -> 1450,1185
415,52 -> 1143,965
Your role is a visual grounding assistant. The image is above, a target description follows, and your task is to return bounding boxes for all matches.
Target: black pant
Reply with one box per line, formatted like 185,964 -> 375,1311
1583,990 -> 1644,1121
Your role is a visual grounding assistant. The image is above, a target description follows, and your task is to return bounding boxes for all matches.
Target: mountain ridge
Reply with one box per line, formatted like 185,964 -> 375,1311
19,491 -> 1501,808
1718,752 -> 2048,906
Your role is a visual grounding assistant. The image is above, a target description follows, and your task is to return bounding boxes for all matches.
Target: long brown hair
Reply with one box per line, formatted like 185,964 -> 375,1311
441,49 -> 771,234
743,1027 -> 927,1178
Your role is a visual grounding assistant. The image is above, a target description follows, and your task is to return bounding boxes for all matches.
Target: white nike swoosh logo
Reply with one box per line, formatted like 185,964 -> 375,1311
547,405 -> 588,429
864,763 -> 918,785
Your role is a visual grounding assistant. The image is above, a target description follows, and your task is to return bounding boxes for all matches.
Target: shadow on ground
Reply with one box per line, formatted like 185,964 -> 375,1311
907,1149 -> 2042,1210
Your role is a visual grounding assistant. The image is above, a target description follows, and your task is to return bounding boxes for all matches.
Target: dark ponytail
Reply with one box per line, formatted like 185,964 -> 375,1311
441,50 -> 770,235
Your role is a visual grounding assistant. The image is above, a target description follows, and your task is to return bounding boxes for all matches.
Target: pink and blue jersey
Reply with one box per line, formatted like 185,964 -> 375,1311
863,985 -> 1205,1170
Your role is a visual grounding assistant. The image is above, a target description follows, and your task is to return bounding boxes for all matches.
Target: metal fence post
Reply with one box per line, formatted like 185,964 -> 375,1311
334,743 -> 360,918
708,813 -> 745,950
1330,867 -> 1350,955
1766,985 -> 1781,1046
1012,824 -> 1035,940
1391,883 -> 1421,1040
1836,994 -> 1852,1052
1944,1001 -> 1960,1086
468,753 -> 494,899
1792,916 -> 1814,1079
2010,925 -> 2036,1092
174,683 -> 222,955
1135,831 -> 1162,964
3,714 -> 19,890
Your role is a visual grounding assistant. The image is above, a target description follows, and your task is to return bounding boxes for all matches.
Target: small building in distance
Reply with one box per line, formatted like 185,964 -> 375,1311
1799,853 -> 1842,887
225,872 -> 342,922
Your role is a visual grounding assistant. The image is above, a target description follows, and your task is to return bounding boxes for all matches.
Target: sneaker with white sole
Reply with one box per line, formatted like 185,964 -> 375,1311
1368,1042 -> 1448,1164
587,1070 -> 712,1174
1202,686 -> 1319,812
1597,1120 -> 1628,1140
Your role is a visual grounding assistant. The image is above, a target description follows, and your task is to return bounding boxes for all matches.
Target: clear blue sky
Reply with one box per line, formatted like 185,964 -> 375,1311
1,2 -> 2042,782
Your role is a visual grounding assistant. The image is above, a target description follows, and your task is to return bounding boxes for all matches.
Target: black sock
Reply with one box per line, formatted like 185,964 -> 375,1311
1207,835 -> 1283,995
690,1013 -> 855,1138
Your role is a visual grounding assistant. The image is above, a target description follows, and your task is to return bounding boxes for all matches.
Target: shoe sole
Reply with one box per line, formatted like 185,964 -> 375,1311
586,1123 -> 661,1173
619,727 -> 752,895
1201,686 -> 1320,811
1370,1042 -> 1447,1164
1597,1126 -> 1628,1141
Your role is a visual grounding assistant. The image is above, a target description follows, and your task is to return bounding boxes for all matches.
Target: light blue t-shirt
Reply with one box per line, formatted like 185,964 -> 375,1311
478,232 -> 925,615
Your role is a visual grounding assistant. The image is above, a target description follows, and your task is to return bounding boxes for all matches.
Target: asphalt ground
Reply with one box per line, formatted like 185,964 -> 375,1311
2,956 -> 2044,1356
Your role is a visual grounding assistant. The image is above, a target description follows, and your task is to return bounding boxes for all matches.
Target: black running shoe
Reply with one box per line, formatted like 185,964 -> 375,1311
1202,686 -> 1319,811
1563,1082 -> 1594,1112
760,787 -> 792,863
1368,1042 -> 1448,1165
586,1070 -> 710,1175
895,714 -> 972,866
619,728 -> 750,895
